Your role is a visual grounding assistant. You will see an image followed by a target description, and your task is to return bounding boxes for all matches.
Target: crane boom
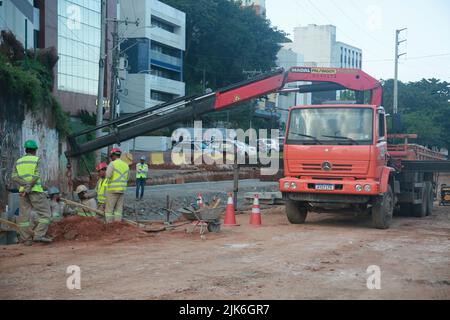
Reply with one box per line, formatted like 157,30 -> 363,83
65,67 -> 381,158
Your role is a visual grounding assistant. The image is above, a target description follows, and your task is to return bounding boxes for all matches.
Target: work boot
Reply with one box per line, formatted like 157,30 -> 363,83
34,236 -> 53,244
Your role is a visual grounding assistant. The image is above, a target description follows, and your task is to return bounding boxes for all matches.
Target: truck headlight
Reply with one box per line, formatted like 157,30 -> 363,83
291,182 -> 297,190
364,184 -> 371,192
283,182 -> 290,189
355,184 -> 362,192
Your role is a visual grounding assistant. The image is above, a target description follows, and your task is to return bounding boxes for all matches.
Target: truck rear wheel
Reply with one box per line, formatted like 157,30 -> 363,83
372,185 -> 394,229
413,186 -> 427,217
425,182 -> 433,216
286,200 -> 308,224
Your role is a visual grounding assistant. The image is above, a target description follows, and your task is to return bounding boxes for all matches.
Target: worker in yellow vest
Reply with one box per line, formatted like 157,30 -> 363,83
11,140 -> 52,245
135,156 -> 149,201
95,162 -> 108,211
105,148 -> 131,223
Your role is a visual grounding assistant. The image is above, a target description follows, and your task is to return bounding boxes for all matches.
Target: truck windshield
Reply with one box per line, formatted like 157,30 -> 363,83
287,108 -> 373,145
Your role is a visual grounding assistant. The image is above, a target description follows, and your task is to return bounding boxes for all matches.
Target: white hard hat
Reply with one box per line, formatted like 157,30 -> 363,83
76,185 -> 88,194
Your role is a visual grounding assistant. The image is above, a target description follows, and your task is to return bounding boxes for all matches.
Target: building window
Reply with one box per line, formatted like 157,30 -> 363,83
57,0 -> 101,95
151,90 -> 178,102
151,41 -> 182,58
152,15 -> 175,33
150,65 -> 181,81
122,38 -> 150,74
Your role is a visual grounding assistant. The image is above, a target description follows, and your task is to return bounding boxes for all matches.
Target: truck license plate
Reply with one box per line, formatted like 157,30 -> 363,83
315,184 -> 334,191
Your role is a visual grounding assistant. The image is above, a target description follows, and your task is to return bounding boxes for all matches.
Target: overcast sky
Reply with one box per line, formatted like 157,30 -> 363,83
265,0 -> 450,82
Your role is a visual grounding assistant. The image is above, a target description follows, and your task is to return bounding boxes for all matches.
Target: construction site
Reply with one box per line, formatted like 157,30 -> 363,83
1,175 -> 450,299
2,65 -> 450,300
1,0 -> 450,303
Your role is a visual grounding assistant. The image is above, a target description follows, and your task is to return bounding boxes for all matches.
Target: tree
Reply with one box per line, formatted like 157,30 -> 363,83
381,78 -> 450,150
160,0 -> 288,130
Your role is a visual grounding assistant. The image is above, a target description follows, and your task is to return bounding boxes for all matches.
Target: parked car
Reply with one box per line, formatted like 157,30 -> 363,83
257,138 -> 283,153
209,139 -> 257,158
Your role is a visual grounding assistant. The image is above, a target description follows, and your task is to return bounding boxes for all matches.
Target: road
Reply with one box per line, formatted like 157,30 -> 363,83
1,193 -> 449,299
123,179 -> 279,220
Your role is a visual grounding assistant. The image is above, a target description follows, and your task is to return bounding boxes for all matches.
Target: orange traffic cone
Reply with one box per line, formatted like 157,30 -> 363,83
196,193 -> 204,208
223,192 -> 239,226
249,194 -> 262,227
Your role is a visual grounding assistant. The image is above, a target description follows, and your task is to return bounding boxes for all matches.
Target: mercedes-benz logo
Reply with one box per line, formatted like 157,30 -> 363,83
322,161 -> 332,171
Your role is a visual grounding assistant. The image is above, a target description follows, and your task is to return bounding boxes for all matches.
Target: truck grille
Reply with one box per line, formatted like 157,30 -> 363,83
288,161 -> 369,175
302,163 -> 352,171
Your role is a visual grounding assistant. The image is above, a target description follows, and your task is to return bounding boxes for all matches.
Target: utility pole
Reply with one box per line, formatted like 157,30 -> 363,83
96,0 -> 107,163
393,28 -> 407,115
110,20 -> 119,122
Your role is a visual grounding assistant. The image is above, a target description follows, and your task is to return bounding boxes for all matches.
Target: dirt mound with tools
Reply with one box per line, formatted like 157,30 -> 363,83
47,216 -> 148,242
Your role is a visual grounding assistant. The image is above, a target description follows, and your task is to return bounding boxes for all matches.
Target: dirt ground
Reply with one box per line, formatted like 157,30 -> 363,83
1,199 -> 449,299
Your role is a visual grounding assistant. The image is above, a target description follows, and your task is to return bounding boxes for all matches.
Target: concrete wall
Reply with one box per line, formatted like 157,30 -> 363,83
0,95 -> 64,211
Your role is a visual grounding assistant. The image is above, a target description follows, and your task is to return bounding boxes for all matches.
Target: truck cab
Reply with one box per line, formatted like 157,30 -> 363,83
279,104 -> 392,228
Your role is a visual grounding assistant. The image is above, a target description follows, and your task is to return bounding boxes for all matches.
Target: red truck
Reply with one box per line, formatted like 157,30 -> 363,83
66,67 -> 450,229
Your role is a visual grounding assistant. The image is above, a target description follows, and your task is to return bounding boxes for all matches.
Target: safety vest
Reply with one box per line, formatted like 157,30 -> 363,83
97,178 -> 107,204
107,159 -> 129,192
15,155 -> 44,193
136,163 -> 149,179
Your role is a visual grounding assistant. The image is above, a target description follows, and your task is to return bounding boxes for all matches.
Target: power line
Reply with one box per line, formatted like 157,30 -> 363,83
329,0 -> 387,48
300,0 -> 384,60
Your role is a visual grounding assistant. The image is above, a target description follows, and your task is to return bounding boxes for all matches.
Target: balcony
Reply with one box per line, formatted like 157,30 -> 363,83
150,27 -> 185,51
150,51 -> 182,68
149,75 -> 185,95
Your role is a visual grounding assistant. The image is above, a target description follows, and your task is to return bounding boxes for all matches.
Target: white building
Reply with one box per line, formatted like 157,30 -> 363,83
274,45 -> 311,127
288,24 -> 362,69
0,0 -> 39,50
118,0 -> 186,114
286,24 -> 362,103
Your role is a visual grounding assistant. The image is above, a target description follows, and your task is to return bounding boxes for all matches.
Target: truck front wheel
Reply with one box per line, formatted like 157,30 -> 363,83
372,185 -> 394,229
286,200 -> 308,224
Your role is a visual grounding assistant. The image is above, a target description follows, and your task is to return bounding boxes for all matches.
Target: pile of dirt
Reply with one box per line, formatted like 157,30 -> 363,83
47,216 -> 147,242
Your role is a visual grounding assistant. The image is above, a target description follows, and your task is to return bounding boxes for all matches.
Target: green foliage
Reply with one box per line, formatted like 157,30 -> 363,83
381,78 -> 450,149
51,96 -> 71,138
162,0 -> 287,91
79,110 -> 97,126
0,31 -> 70,137
0,53 -> 43,107
69,118 -> 96,174
160,0 -> 287,130
339,90 -> 356,101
